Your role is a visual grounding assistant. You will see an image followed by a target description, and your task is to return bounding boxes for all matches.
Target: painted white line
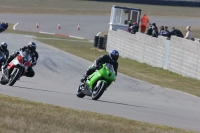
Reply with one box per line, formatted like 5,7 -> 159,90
13,23 -> 18,30
39,31 -> 55,35
35,37 -> 89,42
24,35 -> 36,38
96,32 -> 101,36
69,36 -> 84,39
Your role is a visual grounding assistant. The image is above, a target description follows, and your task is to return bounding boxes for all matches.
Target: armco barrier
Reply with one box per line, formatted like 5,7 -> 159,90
106,29 -> 200,80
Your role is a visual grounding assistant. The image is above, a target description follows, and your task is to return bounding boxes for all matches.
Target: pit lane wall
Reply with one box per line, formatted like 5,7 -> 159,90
106,29 -> 200,80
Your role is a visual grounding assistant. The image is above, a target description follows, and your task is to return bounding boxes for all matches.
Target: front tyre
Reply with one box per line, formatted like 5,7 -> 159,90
0,76 -> 7,85
92,80 -> 107,100
76,83 -> 86,98
8,68 -> 21,86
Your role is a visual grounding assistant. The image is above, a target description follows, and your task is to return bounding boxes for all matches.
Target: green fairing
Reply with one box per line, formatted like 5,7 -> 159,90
86,63 -> 116,90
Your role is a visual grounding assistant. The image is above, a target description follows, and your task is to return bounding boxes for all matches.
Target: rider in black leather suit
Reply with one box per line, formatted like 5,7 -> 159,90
81,50 -> 119,82
3,42 -> 39,77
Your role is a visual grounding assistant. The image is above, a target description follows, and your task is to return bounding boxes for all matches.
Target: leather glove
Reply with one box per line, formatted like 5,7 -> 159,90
95,65 -> 102,70
31,62 -> 36,67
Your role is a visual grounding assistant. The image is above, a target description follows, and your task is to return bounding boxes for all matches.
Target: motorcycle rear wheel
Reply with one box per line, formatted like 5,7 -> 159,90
76,83 -> 86,98
92,80 -> 107,100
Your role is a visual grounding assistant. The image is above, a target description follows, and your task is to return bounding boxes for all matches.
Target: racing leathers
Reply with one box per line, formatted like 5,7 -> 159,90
4,46 -> 39,77
0,47 -> 9,66
81,54 -> 118,82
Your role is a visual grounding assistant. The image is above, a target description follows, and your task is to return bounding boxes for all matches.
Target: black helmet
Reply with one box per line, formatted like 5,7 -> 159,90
109,50 -> 119,62
1,42 -> 7,51
28,42 -> 36,52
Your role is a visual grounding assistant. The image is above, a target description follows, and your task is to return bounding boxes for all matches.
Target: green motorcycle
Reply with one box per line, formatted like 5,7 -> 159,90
76,63 -> 116,100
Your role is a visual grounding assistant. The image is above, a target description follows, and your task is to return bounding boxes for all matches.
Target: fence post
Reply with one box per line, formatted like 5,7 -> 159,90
163,39 -> 171,70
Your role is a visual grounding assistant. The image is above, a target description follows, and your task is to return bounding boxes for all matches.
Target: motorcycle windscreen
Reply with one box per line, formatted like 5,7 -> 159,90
22,51 -> 32,66
105,63 -> 115,74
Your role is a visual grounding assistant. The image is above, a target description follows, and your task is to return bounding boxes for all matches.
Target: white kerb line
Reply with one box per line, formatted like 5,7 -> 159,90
13,23 -> 19,30
96,32 -> 101,36
39,31 -> 55,35
69,36 -> 84,39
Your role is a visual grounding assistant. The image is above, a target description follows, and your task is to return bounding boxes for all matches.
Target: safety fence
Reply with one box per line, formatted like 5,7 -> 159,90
106,29 -> 200,80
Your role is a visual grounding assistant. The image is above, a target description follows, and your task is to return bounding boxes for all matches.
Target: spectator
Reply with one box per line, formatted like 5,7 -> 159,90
168,27 -> 183,39
140,14 -> 150,33
126,20 -> 133,33
159,26 -> 165,36
152,26 -> 158,38
152,23 -> 158,32
130,22 -> 139,34
175,29 -> 184,38
168,27 -> 176,38
163,26 -> 169,37
184,26 -> 192,40
146,23 -> 153,35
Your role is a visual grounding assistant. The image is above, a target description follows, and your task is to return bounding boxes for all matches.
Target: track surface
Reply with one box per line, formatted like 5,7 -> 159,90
0,14 -> 200,132
1,14 -> 200,40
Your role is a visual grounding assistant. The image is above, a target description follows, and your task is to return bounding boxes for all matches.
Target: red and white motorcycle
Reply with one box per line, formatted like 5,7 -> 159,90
1,50 -> 32,86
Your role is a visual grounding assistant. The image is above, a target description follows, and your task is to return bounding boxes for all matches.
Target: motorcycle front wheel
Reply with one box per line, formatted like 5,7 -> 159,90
76,83 -> 86,98
92,80 -> 107,100
8,68 -> 21,86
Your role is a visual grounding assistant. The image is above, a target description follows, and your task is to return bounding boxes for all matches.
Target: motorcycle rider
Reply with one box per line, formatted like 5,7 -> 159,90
2,41 -> 38,78
0,22 -> 8,33
80,50 -> 119,82
0,42 -> 9,66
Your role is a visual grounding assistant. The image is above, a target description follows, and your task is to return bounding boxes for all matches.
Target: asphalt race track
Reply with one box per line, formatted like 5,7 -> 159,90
0,14 -> 200,132
1,14 -> 200,40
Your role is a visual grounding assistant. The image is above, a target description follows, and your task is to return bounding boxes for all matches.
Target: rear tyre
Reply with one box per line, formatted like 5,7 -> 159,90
8,68 -> 21,86
92,80 -> 107,100
76,83 -> 86,98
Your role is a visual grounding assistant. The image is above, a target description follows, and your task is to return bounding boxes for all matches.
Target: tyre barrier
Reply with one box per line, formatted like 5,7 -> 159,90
98,36 -> 104,49
103,35 -> 107,50
94,36 -> 99,47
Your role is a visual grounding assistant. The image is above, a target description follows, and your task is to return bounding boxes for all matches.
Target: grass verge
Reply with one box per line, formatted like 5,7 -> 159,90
0,94 -> 197,133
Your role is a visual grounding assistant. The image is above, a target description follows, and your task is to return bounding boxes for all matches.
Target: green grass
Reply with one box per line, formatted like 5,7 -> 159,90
1,0 -> 200,132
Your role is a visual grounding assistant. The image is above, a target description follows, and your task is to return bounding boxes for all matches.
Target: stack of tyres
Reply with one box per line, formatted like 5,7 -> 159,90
94,36 -> 99,47
98,36 -> 104,49
103,35 -> 107,50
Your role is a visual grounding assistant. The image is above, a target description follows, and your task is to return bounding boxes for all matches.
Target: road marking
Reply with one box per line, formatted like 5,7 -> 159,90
39,31 -> 55,35
55,34 -> 69,37
96,32 -> 101,36
13,23 -> 18,30
69,36 -> 84,39
24,35 -> 36,38
34,37 -> 89,42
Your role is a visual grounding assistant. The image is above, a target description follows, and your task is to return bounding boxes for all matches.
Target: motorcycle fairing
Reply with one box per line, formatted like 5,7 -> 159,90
86,63 -> 116,90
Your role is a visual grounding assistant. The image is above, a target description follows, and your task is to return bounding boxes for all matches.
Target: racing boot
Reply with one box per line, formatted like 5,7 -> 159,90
80,74 -> 88,82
